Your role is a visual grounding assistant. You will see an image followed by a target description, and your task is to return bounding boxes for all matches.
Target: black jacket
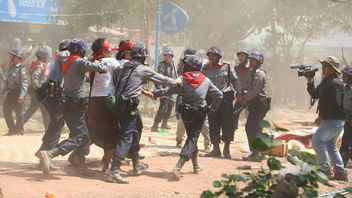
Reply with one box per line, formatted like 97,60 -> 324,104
307,74 -> 346,120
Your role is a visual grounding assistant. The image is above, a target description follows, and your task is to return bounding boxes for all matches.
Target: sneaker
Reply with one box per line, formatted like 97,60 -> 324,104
332,171 -> 349,182
133,161 -> 149,175
107,169 -> 129,184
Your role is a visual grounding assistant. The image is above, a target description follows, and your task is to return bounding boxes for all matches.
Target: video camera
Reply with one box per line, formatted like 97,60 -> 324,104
290,64 -> 318,77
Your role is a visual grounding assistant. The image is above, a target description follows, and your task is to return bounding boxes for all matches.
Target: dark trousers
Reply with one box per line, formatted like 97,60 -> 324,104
233,100 -> 244,130
154,97 -> 174,126
23,88 -> 50,129
113,109 -> 141,159
3,91 -> 24,133
340,119 -> 352,166
55,101 -> 90,157
180,111 -> 206,160
245,100 -> 268,151
207,93 -> 235,145
38,97 -> 65,151
137,112 -> 143,141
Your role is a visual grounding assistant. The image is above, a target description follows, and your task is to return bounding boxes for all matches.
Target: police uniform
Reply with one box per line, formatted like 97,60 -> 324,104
151,49 -> 177,131
243,52 -> 270,161
340,66 -> 352,166
39,38 -> 107,175
154,55 -> 223,180
107,44 -> 177,184
1,49 -> 29,135
201,47 -> 241,158
233,49 -> 251,130
23,54 -> 50,130
37,49 -> 68,153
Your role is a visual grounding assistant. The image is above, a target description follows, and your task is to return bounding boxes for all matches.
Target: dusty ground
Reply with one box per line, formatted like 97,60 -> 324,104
0,106 -> 351,198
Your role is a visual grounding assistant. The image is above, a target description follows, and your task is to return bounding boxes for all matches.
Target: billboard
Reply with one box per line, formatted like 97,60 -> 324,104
0,0 -> 58,24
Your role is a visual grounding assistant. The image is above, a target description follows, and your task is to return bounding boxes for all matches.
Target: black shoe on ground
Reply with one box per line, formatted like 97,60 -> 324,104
205,149 -> 221,157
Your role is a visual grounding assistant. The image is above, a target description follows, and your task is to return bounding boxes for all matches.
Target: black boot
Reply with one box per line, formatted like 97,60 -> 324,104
191,155 -> 202,174
107,159 -> 129,184
132,153 -> 149,175
38,147 -> 61,175
223,142 -> 231,159
205,145 -> 221,157
171,157 -> 186,181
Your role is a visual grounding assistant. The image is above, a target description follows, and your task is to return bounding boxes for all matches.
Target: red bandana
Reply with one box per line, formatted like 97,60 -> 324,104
183,71 -> 206,89
62,54 -> 80,74
29,60 -> 42,76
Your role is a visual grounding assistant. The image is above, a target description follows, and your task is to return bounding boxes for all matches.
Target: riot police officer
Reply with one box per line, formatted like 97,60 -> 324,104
242,51 -> 270,162
107,43 -> 180,184
35,39 -> 70,160
151,47 -> 177,131
1,49 -> 29,135
233,48 -> 250,130
22,49 -> 50,130
38,38 -> 108,175
201,46 -> 242,159
149,55 -> 223,180
340,66 -> 352,167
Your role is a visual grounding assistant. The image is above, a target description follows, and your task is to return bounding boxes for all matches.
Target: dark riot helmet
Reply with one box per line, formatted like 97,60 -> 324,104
35,49 -> 50,59
184,47 -> 197,56
68,38 -> 88,54
59,39 -> 71,51
206,46 -> 222,58
131,43 -> 148,58
183,55 -> 203,71
236,48 -> 249,56
248,51 -> 264,64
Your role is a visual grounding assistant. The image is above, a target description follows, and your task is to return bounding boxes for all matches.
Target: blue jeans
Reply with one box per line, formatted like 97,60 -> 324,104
312,119 -> 345,173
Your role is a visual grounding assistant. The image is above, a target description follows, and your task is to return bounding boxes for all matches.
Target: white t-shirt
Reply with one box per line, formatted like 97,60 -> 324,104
91,57 -> 120,97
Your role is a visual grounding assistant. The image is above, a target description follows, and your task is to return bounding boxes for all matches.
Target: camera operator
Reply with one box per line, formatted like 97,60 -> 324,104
306,56 -> 348,181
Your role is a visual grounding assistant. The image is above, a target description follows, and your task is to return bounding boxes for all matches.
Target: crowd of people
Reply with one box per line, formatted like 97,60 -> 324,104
0,36 -> 350,184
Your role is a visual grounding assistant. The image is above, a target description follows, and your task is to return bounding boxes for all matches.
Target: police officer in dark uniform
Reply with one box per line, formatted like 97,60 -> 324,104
242,51 -> 270,162
107,43 -> 180,184
201,46 -> 242,159
35,39 -> 70,157
38,38 -> 108,175
151,47 -> 177,131
340,66 -> 352,167
150,55 -> 223,180
233,48 -> 250,130
22,49 -> 50,130
1,49 -> 29,135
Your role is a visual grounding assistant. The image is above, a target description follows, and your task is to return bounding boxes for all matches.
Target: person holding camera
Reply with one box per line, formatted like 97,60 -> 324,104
306,56 -> 349,181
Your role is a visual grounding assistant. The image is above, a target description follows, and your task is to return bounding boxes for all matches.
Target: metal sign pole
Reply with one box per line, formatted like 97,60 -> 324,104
154,0 -> 162,71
